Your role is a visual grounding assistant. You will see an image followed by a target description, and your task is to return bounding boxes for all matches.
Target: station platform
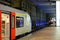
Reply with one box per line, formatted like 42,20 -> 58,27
17,25 -> 60,40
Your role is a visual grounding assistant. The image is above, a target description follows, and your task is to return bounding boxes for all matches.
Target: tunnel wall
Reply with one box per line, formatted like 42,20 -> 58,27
29,4 -> 48,31
36,8 -> 47,28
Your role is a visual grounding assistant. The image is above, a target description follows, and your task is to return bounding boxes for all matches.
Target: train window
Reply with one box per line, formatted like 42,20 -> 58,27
2,21 -> 5,34
12,16 -> 15,28
16,17 -> 24,28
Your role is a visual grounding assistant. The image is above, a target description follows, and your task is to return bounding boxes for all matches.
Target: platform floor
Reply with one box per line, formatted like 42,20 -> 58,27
17,26 -> 60,40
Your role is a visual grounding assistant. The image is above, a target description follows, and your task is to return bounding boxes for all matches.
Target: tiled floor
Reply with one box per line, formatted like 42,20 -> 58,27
17,26 -> 60,40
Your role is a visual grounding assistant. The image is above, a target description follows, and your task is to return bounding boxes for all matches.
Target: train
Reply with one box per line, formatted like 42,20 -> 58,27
0,4 -> 31,40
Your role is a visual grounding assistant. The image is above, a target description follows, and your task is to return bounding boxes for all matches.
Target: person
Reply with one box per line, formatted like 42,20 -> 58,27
48,17 -> 56,26
48,18 -> 53,25
51,18 -> 56,26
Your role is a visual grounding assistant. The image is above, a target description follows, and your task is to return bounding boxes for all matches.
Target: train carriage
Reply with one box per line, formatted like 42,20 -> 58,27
0,4 -> 31,40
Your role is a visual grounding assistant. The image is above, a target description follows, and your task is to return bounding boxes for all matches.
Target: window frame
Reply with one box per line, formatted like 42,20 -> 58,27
16,16 -> 24,28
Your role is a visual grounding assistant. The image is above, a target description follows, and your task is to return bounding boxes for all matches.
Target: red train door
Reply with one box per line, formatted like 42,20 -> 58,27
0,10 -> 16,40
10,12 -> 16,40
0,10 -> 10,40
0,10 -> 2,40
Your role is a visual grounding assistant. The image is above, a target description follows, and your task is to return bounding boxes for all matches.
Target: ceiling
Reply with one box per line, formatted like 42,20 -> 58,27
30,0 -> 56,14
